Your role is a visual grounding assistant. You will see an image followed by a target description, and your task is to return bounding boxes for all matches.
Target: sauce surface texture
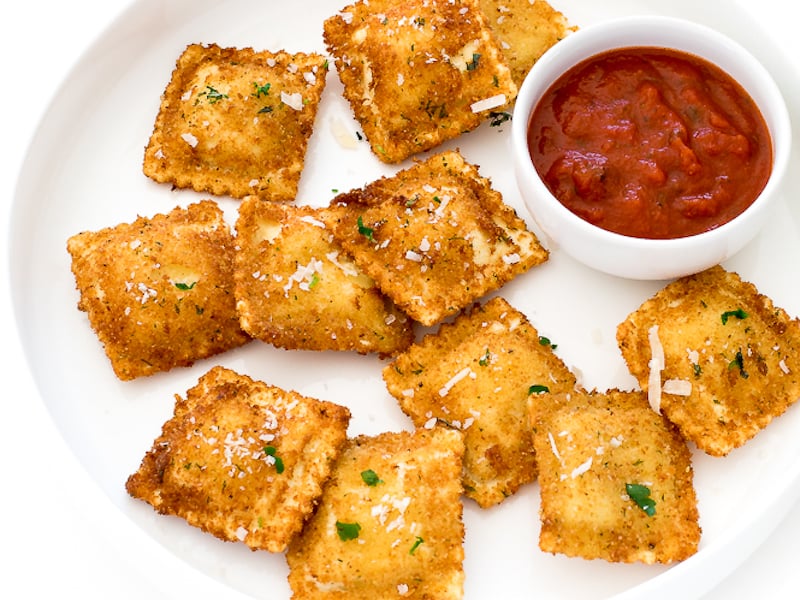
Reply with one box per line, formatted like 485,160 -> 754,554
527,47 -> 772,239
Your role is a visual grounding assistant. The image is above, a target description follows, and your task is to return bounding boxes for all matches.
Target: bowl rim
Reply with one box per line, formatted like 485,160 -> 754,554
511,14 -> 792,254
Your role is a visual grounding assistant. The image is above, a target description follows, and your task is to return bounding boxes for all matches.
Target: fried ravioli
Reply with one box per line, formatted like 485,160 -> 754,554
143,43 -> 327,201
616,265 -> 800,456
125,366 -> 351,552
383,296 -> 576,507
478,0 -> 577,88
286,427 -> 465,599
323,0 -> 518,163
323,150 -> 548,326
233,197 -> 414,355
529,389 -> 701,564
66,200 -> 249,380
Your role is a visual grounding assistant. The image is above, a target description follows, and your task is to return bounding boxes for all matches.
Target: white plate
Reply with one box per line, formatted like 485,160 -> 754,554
9,0 -> 800,598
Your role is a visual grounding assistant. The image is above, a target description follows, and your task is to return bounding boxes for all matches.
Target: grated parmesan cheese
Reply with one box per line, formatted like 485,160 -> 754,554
571,457 -> 593,479
438,367 -> 475,397
663,378 -> 692,396
647,324 -> 664,413
181,132 -> 199,147
281,91 -> 304,110
471,94 -> 507,113
299,215 -> 326,228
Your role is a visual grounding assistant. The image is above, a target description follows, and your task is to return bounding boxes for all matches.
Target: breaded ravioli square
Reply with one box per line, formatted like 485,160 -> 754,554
616,265 -> 800,456
143,43 -> 327,201
324,151 -> 548,326
66,200 -> 249,380
125,366 -> 351,552
384,296 -> 576,507
286,427 -> 465,599
323,0 -> 518,163
529,389 -> 701,564
478,0 -> 576,88
234,197 -> 414,356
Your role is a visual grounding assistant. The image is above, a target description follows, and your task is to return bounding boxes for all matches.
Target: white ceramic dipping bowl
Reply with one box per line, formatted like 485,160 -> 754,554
511,16 -> 791,280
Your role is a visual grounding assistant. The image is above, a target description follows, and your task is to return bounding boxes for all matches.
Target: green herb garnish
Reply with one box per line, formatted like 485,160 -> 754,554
538,336 -> 557,350
721,308 -> 748,325
335,521 -> 361,541
626,483 -> 656,516
409,536 -> 425,555
466,52 -> 481,71
252,82 -> 271,97
528,384 -> 550,395
174,281 -> 197,291
263,445 -> 285,474
479,348 -> 491,366
489,111 -> 512,127
360,469 -> 383,486
357,215 -> 375,242
198,85 -> 228,104
728,349 -> 749,379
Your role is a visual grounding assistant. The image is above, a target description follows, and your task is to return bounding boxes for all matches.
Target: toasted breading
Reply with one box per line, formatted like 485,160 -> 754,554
323,0 -> 518,163
143,43 -> 327,201
286,427 -> 465,599
529,389 -> 701,564
125,366 -> 351,553
478,0 -> 577,88
616,265 -> 800,457
234,197 -> 414,356
383,296 -> 576,507
66,200 -> 249,380
323,150 -> 548,326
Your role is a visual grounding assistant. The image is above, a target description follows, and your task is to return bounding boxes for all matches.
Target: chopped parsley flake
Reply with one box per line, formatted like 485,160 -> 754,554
538,336 -> 557,350
263,445 -> 285,474
626,483 -> 656,516
335,520 -> 361,541
466,52 -> 481,71
479,348 -> 491,366
489,111 -> 512,127
360,469 -> 383,486
409,536 -> 425,555
252,82 -> 271,97
528,384 -> 550,395
258,105 -> 274,114
174,281 -> 197,290
357,215 -> 375,242
721,308 -> 748,325
198,85 -> 228,104
729,349 -> 749,379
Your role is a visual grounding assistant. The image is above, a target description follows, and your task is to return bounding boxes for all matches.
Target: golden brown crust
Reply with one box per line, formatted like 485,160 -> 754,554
383,296 -> 576,507
143,43 -> 327,201
125,366 -> 351,552
616,265 -> 800,456
323,0 -> 518,163
529,389 -> 701,564
286,427 -> 465,599
478,0 -> 577,88
323,150 -> 548,326
234,197 -> 414,356
66,200 -> 249,380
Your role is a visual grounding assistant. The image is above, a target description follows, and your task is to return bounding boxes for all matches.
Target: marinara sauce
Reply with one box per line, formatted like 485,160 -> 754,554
527,47 -> 772,239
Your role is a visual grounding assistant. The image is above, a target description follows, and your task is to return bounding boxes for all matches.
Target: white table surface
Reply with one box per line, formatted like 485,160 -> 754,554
2,1 -> 799,598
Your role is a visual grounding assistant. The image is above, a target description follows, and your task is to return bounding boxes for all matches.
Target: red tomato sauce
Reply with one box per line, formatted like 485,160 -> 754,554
527,47 -> 773,239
